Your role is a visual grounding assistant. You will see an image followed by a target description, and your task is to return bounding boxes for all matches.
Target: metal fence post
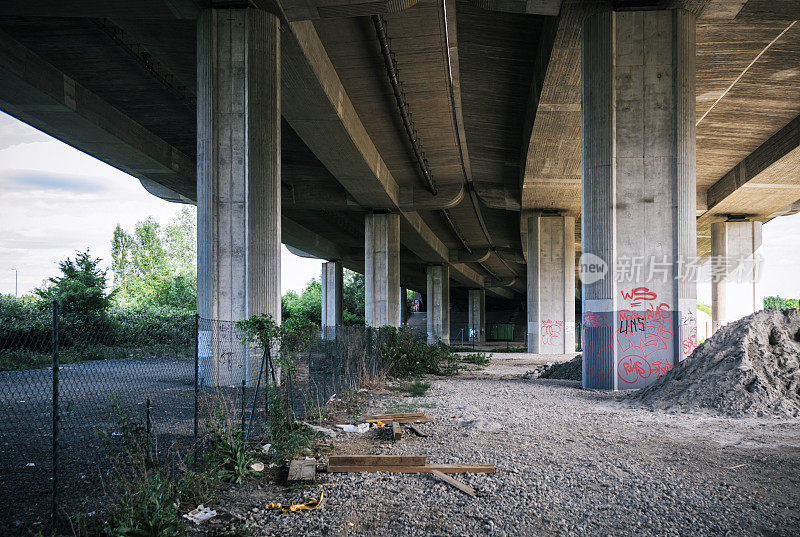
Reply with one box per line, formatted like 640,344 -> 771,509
193,314 -> 199,467
51,300 -> 59,530
240,379 -> 246,446
145,398 -> 151,459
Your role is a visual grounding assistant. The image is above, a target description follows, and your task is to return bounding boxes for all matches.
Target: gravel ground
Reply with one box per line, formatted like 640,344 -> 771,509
201,357 -> 800,537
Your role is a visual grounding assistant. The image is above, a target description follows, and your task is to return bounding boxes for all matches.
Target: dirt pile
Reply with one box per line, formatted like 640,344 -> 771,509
523,355 -> 582,381
628,309 -> 800,417
540,354 -> 582,381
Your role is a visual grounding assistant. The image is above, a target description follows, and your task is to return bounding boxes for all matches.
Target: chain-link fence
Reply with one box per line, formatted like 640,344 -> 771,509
0,305 -> 385,535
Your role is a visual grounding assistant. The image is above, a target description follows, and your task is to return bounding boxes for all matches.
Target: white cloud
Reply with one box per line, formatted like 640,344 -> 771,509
0,114 -> 322,297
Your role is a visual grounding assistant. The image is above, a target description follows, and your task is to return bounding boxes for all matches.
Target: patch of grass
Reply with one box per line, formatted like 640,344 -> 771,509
460,352 -> 491,366
384,399 -> 419,414
496,345 -> 527,353
395,379 -> 431,397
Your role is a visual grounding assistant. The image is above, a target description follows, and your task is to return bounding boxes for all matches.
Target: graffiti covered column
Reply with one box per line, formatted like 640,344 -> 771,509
526,215 -> 576,353
468,289 -> 486,343
321,261 -> 343,339
197,8 -> 281,386
711,219 -> 763,333
581,9 -> 697,390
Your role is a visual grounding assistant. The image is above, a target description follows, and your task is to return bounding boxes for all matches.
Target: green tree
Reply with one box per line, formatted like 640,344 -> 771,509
282,279 -> 322,331
342,269 -> 365,325
764,296 -> 799,310
35,249 -> 111,314
111,208 -> 197,310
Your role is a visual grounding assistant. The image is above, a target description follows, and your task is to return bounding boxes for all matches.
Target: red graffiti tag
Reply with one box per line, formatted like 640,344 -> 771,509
541,320 -> 564,346
616,288 -> 674,385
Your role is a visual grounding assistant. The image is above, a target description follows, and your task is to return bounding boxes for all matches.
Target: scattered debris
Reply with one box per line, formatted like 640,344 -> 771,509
327,455 -> 494,474
25,463 -> 35,467
183,505 -> 217,524
303,422 -> 338,437
628,310 -> 800,417
335,423 -> 370,434
261,443 -> 272,455
392,421 -> 402,441
288,458 -> 316,482
265,491 -> 325,513
724,464 -> 747,470
429,469 -> 477,497
250,462 -> 265,472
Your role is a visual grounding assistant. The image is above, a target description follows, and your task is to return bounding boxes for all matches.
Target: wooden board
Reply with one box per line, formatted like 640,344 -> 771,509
328,455 -> 426,467
288,459 -> 316,482
430,469 -> 477,497
362,412 -> 426,420
392,421 -> 402,441
327,463 -> 495,474
363,417 -> 434,424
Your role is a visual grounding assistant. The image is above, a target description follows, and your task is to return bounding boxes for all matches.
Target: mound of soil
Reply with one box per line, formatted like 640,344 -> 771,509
539,354 -> 582,381
628,310 -> 800,417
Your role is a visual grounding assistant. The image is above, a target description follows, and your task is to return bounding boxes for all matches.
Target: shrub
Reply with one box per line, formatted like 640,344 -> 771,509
379,326 -> 459,378
461,352 -> 491,366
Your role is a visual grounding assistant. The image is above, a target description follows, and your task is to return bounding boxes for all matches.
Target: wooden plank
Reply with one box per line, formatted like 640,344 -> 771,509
363,417 -> 434,424
362,412 -> 426,420
328,455 -> 426,466
288,459 -> 316,482
327,463 -> 495,474
392,421 -> 402,441
429,469 -> 477,497
405,424 -> 428,437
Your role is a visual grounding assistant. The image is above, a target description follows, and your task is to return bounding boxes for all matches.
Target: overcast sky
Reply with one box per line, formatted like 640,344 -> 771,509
1,110 -> 798,304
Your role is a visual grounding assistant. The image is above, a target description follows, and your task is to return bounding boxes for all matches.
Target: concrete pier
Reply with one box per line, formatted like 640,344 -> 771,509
468,289 -> 486,343
321,261 -> 343,339
581,9 -> 697,390
196,8 -> 281,385
426,265 -> 450,345
527,215 -> 576,354
711,220 -> 763,332
365,213 -> 401,327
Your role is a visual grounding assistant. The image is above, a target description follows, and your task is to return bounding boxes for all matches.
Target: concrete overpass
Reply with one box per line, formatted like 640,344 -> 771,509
0,0 -> 798,389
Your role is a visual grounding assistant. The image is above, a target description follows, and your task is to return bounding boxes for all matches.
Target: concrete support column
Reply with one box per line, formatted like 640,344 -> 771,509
527,215 -> 576,354
321,261 -> 343,339
581,9 -> 697,390
426,265 -> 450,345
365,213 -> 401,327
468,289 -> 486,343
711,220 -> 763,332
196,8 -> 281,385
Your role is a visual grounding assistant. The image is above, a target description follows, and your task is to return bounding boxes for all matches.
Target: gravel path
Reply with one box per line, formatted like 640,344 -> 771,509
202,358 -> 800,537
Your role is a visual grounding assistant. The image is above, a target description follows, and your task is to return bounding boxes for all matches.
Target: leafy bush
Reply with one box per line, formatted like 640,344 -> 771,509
460,352 -> 491,366
36,249 -> 112,315
0,297 -> 194,370
379,326 -> 459,378
764,296 -> 799,310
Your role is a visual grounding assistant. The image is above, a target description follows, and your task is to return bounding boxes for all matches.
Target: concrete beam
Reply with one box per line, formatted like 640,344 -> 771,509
467,0 -> 562,16
281,21 -> 400,209
705,114 -> 800,212
0,28 -> 195,201
0,0 -> 421,21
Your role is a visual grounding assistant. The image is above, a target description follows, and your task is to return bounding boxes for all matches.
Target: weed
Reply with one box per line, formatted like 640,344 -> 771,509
265,386 -> 313,461
461,352 -> 491,366
379,327 -> 459,378
395,379 -> 431,397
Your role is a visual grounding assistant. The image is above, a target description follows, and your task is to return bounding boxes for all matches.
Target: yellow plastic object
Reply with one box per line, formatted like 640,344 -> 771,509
265,491 -> 325,513
376,420 -> 386,427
